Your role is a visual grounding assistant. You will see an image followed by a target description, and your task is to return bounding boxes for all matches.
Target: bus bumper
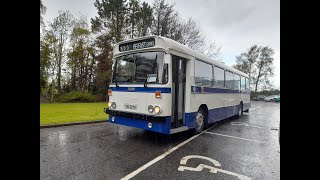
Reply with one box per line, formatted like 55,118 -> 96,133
104,108 -> 171,134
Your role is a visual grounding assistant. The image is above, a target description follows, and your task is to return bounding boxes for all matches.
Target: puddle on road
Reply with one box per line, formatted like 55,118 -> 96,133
115,127 -> 144,141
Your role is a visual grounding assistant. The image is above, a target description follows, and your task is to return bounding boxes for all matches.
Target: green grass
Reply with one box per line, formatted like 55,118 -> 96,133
40,103 -> 109,126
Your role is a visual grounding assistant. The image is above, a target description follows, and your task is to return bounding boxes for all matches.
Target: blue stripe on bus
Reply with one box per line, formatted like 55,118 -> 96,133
107,103 -> 250,134
191,86 -> 250,94
109,87 -> 171,93
185,103 -> 250,128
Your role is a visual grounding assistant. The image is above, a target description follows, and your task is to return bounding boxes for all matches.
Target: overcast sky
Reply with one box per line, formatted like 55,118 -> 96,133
43,0 -> 280,88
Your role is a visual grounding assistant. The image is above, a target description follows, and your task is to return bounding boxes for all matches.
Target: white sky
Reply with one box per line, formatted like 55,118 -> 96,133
43,0 -> 280,89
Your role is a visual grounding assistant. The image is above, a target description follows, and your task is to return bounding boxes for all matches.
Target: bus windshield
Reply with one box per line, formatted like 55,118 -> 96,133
112,51 -> 167,84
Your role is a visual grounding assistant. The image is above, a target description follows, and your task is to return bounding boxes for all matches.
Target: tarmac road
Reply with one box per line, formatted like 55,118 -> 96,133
40,101 -> 280,180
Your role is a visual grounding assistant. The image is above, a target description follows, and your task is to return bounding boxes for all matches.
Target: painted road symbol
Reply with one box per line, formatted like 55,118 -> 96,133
178,155 -> 251,180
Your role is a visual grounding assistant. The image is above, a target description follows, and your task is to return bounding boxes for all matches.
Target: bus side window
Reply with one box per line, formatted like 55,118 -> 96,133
225,71 -> 234,89
234,74 -> 240,90
245,78 -> 250,90
195,60 -> 213,86
213,66 -> 224,88
240,76 -> 246,90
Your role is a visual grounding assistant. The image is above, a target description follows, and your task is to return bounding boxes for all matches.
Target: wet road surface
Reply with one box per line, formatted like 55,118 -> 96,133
40,101 -> 280,180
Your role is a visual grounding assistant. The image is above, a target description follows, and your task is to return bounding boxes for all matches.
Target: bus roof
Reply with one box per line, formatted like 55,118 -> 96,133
114,35 -> 249,78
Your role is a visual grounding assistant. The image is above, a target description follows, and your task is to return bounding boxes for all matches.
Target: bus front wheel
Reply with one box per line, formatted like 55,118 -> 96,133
194,108 -> 206,134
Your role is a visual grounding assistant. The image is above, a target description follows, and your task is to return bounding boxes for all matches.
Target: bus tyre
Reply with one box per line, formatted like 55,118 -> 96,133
236,103 -> 243,118
194,108 -> 206,134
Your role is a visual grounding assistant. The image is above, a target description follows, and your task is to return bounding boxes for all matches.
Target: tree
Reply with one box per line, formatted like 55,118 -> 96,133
91,0 -> 129,100
233,45 -> 275,92
92,34 -> 113,101
49,10 -> 74,93
152,0 -> 176,37
41,30 -> 59,101
175,17 -> 221,59
127,0 -> 140,38
233,45 -> 259,79
40,0 -> 46,27
254,46 -> 275,92
40,34 -> 51,93
91,0 -> 128,42
136,2 -> 153,37
203,41 -> 221,60
67,16 -> 94,92
150,0 -> 221,59
176,18 -> 203,47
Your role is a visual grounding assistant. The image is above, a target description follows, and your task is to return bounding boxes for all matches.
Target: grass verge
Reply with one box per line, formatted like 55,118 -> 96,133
40,103 -> 108,126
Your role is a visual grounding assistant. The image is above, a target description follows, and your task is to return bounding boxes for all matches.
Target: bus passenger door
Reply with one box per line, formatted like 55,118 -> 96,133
171,55 -> 186,128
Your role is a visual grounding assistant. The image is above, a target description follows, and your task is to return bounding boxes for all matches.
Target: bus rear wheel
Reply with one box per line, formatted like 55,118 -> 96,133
194,108 -> 206,134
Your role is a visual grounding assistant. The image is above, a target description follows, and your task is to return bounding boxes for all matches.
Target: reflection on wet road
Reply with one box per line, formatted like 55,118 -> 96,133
40,101 -> 279,180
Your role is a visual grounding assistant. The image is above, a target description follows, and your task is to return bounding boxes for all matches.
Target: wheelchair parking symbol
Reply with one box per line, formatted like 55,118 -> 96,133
178,155 -> 251,180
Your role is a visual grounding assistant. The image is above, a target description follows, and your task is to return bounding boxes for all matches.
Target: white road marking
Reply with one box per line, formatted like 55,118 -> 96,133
179,155 -> 221,167
121,105 -> 262,179
249,106 -> 260,111
120,127 -> 214,180
230,122 -> 264,129
178,155 -> 251,180
204,132 -> 265,143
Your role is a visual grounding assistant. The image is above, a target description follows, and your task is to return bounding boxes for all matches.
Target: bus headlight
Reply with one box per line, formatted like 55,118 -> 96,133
148,105 -> 154,113
108,101 -> 112,108
111,102 -> 116,109
154,106 -> 161,114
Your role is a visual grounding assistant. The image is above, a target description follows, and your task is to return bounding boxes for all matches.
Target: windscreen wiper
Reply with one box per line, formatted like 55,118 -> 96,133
144,76 -> 148,87
115,75 -> 119,87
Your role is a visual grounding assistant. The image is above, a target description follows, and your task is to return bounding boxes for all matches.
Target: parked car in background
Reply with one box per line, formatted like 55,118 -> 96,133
257,95 -> 266,101
264,95 -> 274,102
273,95 -> 280,102
264,95 -> 280,102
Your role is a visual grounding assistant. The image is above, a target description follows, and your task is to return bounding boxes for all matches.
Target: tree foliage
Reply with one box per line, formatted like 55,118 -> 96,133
137,2 -> 153,37
91,0 -> 127,42
40,0 -> 46,26
152,0 -> 176,37
40,0 -> 222,102
67,17 -> 95,92
233,45 -> 275,92
49,10 -> 74,93
175,17 -> 221,59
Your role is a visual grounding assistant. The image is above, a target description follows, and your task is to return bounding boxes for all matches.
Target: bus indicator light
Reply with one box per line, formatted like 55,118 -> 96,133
108,89 -> 112,96
155,91 -> 161,98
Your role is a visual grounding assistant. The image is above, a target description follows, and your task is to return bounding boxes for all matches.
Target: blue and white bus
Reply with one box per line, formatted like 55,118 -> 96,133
104,36 -> 250,134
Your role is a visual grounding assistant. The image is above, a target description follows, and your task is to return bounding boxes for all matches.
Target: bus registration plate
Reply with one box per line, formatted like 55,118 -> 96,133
124,104 -> 137,110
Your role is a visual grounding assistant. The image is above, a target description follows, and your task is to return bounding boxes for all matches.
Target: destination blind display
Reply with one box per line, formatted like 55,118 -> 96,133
119,38 -> 155,52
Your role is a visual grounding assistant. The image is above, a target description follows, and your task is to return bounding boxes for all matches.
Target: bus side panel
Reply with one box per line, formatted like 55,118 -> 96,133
188,87 -> 248,128
185,104 -> 241,128
185,112 -> 197,128
108,115 -> 171,134
208,106 -> 228,123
